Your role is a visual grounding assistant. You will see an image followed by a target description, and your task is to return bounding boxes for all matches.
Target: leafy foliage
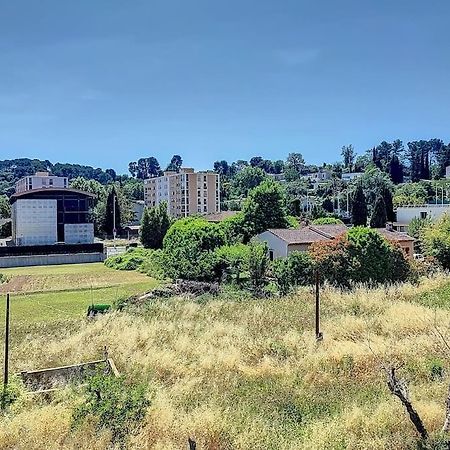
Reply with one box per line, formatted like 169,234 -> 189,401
248,241 -> 269,294
351,184 -> 367,226
311,227 -> 412,287
215,243 -> 251,283
163,218 -> 225,280
312,217 -> 344,225
271,251 -> 314,295
140,202 -> 171,249
72,375 -> 150,447
422,214 -> 450,269
240,180 -> 290,240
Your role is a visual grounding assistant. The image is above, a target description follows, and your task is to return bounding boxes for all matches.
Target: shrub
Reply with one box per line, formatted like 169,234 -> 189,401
163,218 -> 225,281
421,214 -> 450,269
138,249 -> 165,279
248,241 -> 269,294
312,217 -> 344,225
271,251 -> 314,295
72,375 -> 150,447
310,227 -> 413,287
215,243 -> 251,283
105,247 -> 153,271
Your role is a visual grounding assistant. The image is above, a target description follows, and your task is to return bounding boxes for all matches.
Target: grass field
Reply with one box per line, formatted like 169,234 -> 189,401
1,267 -> 450,449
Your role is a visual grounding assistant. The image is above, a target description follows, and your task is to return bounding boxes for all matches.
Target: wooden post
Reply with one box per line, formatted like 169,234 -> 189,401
2,293 -> 10,408
315,271 -> 323,341
188,437 -> 196,450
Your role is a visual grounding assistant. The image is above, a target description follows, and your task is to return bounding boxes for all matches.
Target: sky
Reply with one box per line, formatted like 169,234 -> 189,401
1,0 -> 450,174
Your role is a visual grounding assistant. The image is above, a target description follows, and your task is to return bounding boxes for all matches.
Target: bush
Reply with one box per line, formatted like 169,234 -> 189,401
72,375 -> 150,447
140,202 -> 171,249
271,251 -> 314,295
312,217 -> 344,225
310,227 -> 413,287
215,243 -> 251,283
105,247 -> 153,271
138,249 -> 165,279
248,241 -> 269,294
422,214 -> 450,269
163,218 -> 225,281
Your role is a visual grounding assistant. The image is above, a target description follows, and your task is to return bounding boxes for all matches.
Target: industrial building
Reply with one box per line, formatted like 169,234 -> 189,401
144,168 -> 220,218
11,173 -> 95,246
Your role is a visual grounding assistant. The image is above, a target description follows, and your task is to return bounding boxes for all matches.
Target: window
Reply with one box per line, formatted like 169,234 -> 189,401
420,212 -> 427,219
269,250 -> 274,261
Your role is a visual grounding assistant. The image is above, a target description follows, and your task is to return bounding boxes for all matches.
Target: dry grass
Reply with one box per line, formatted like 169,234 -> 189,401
1,274 -> 450,449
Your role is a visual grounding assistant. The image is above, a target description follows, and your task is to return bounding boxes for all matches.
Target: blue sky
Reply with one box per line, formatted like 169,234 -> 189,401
1,0 -> 450,173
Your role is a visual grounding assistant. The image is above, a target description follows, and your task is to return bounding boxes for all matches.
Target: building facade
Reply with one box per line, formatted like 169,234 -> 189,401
15,172 -> 68,193
396,204 -> 450,226
144,168 -> 220,218
11,173 -> 95,246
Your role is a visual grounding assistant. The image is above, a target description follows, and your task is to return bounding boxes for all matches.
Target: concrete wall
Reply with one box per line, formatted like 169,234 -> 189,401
12,199 -> 57,246
64,223 -> 94,244
255,231 -> 289,259
396,205 -> 450,224
0,252 -> 105,268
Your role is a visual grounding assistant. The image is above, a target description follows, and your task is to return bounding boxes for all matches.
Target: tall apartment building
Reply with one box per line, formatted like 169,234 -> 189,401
15,171 -> 68,193
144,168 -> 220,217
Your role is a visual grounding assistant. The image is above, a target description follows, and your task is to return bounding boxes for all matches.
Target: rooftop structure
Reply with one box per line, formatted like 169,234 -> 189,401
15,172 -> 68,193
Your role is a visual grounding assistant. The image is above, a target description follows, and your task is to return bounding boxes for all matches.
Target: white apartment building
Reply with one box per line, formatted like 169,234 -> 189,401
15,171 -> 68,193
396,204 -> 450,225
144,168 -> 220,218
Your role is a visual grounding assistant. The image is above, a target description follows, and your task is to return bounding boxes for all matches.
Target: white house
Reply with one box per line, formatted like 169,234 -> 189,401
341,172 -> 364,182
396,204 -> 450,225
256,224 -> 415,260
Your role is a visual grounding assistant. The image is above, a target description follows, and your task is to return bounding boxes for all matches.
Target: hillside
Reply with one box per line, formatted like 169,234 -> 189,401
0,267 -> 449,449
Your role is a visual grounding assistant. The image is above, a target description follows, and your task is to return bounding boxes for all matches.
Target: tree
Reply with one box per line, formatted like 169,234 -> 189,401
389,155 -> 404,184
422,214 -> 450,269
215,243 -> 250,284
128,157 -> 162,179
271,251 -> 314,295
250,156 -> 264,168
351,184 -> 368,226
163,218 -> 225,280
166,154 -> 183,172
240,180 -> 290,240
140,202 -> 171,249
369,195 -> 387,228
272,160 -> 285,174
312,217 -> 343,225
232,166 -> 267,197
383,187 -> 395,222
248,241 -> 269,295
103,186 -> 122,235
213,160 -> 230,177
341,144 -> 355,170
284,152 -> 305,181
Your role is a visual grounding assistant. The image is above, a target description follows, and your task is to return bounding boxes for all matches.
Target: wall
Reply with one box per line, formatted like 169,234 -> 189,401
0,252 -> 105,268
64,223 -> 94,244
396,205 -> 450,224
12,199 -> 57,245
255,231 -> 288,259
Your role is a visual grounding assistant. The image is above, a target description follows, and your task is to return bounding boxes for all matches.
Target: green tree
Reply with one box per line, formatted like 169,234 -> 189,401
215,243 -> 250,284
166,154 -> 183,172
140,202 -> 171,249
271,251 -> 314,295
248,241 -> 269,294
240,180 -> 290,240
232,166 -> 267,197
351,184 -> 367,226
163,218 -> 225,280
312,217 -> 344,225
369,195 -> 387,228
103,186 -> 122,235
422,214 -> 450,269
341,144 -> 355,170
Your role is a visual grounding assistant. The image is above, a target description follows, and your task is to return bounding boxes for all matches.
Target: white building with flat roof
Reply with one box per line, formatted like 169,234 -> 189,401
15,172 -> 68,193
396,204 -> 450,225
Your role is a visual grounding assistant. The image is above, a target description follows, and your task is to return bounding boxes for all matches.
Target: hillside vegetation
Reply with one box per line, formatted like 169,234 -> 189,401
0,271 -> 450,449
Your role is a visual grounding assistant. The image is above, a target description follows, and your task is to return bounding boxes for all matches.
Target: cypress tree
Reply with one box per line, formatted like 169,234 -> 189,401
104,186 -> 121,235
351,184 -> 368,226
140,202 -> 171,249
369,195 -> 387,228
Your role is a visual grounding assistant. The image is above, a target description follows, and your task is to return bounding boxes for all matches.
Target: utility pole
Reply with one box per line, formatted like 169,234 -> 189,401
2,293 -> 10,409
113,194 -> 117,248
315,271 -> 323,341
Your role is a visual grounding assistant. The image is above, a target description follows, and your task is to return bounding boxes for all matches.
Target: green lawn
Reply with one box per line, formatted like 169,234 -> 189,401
0,263 -> 158,324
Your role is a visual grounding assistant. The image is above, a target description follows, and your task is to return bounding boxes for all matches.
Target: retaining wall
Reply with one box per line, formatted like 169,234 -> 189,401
0,252 -> 105,268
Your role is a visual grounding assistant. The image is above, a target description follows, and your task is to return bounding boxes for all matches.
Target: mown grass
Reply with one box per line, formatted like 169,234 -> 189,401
1,270 -> 450,449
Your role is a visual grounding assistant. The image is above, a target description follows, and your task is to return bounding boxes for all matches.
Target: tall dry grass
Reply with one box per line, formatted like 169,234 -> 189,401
1,275 -> 450,449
